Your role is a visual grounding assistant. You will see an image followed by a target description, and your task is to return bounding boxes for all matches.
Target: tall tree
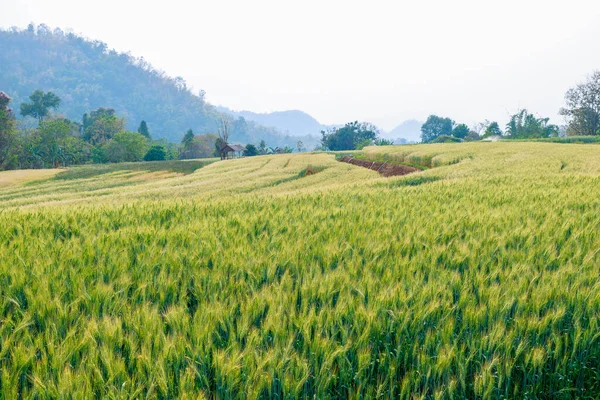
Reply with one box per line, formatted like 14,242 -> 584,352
217,118 -> 230,146
215,137 -> 226,157
560,71 -> 600,136
180,133 -> 218,159
82,108 -> 125,145
258,140 -> 267,154
483,122 -> 503,138
421,115 -> 454,143
137,120 -> 151,139
182,129 -> 194,147
20,90 -> 61,123
505,109 -> 558,139
217,118 -> 231,159
0,91 -> 16,167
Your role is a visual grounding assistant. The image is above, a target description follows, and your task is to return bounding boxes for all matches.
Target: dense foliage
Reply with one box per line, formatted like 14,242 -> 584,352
179,132 -> 219,159
505,109 -> 559,139
19,90 -> 61,123
0,93 -> 176,169
483,121 -> 503,138
320,121 -> 379,150
560,71 -> 600,136
0,92 -> 17,166
420,115 -> 454,142
420,116 -> 480,143
0,25 -> 310,148
1,143 -> 600,398
451,123 -> 470,139
0,91 -> 298,170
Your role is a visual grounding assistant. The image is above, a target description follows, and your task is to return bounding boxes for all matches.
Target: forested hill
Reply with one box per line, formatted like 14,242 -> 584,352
0,25 -> 317,147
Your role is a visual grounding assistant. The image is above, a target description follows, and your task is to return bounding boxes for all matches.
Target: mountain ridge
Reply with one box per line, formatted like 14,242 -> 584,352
0,25 -> 318,148
383,119 -> 423,143
217,107 -> 333,137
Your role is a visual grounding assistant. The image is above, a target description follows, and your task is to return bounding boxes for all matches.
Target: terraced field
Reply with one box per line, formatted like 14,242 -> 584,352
1,142 -> 600,398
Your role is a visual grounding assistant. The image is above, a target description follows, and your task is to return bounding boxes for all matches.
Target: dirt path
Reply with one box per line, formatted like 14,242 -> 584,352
338,156 -> 419,177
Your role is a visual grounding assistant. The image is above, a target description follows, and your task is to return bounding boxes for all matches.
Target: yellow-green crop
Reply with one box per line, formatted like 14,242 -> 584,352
1,142 -> 600,398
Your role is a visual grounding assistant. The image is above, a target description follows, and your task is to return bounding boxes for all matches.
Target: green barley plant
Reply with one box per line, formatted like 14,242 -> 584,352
1,143 -> 600,398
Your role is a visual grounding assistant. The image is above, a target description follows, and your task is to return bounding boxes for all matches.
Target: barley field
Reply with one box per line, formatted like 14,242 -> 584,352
1,142 -> 600,399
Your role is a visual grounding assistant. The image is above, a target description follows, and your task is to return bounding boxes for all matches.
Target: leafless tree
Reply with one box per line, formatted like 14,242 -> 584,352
472,120 -> 490,136
217,118 -> 230,145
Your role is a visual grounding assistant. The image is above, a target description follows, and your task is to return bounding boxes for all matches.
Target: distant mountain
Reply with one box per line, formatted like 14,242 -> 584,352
384,120 -> 423,143
0,25 -> 314,148
218,107 -> 329,137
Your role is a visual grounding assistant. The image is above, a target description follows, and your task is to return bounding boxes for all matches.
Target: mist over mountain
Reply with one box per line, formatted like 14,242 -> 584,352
383,119 -> 423,143
0,25 -> 317,148
217,107 -> 331,136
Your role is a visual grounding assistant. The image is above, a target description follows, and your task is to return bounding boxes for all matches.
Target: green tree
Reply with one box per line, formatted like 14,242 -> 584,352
258,140 -> 267,155
244,144 -> 259,156
560,71 -> 600,136
82,108 -> 125,145
144,145 -> 166,161
19,90 -> 61,123
152,138 -> 178,160
137,120 -> 151,139
182,129 -> 194,147
296,140 -> 305,152
421,115 -> 454,143
483,122 -> 503,138
103,131 -> 149,162
36,119 -> 89,167
180,133 -> 218,159
0,91 -> 17,168
215,137 -> 226,157
505,109 -> 558,139
452,124 -> 469,139
320,121 -> 379,151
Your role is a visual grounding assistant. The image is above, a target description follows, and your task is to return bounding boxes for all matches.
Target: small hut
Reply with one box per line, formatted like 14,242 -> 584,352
220,143 -> 246,160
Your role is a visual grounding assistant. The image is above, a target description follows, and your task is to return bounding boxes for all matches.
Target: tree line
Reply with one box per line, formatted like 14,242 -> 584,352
0,90 -> 292,170
318,122 -> 393,151
316,71 -> 600,150
419,71 -> 600,143
2,71 -> 599,168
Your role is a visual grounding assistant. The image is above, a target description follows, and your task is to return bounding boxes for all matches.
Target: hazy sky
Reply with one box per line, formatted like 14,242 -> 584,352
3,0 -> 600,130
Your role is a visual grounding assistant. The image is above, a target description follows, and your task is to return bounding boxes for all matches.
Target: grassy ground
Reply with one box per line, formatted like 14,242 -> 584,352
0,168 -> 61,188
1,143 -> 600,398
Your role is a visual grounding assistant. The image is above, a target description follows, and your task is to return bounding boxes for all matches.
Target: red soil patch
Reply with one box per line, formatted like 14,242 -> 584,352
339,156 -> 419,177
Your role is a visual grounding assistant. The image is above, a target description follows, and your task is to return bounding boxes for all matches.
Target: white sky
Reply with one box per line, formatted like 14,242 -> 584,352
2,0 -> 600,130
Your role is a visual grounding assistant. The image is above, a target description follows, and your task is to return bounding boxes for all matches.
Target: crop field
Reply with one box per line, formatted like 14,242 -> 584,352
1,142 -> 600,398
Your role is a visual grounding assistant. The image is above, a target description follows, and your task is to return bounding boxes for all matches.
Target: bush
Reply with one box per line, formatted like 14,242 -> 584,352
244,144 -> 258,157
432,135 -> 462,143
103,131 -> 149,163
144,145 -> 167,161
